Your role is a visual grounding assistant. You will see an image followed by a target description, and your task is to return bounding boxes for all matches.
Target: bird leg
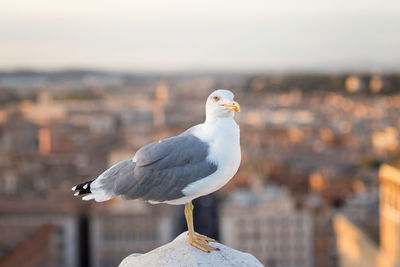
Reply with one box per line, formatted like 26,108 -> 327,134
184,201 -> 218,252
188,202 -> 216,242
189,202 -> 216,242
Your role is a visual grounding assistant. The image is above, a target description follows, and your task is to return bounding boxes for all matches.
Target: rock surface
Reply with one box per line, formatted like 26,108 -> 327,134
119,232 -> 263,267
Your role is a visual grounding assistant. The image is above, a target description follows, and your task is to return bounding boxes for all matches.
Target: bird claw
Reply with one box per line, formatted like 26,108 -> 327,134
194,233 -> 216,242
190,236 -> 219,252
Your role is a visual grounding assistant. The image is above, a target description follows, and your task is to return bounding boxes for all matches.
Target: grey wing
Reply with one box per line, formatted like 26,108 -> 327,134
121,134 -> 218,202
88,159 -> 137,198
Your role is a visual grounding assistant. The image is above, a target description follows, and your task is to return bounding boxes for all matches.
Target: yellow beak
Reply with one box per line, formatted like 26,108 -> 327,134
221,101 -> 240,112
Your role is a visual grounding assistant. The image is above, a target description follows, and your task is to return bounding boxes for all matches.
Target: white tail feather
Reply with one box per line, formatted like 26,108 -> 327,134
82,191 -> 113,202
82,194 -> 96,201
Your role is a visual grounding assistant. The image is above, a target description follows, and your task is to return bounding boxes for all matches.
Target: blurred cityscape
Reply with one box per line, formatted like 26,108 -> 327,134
1,70 -> 400,267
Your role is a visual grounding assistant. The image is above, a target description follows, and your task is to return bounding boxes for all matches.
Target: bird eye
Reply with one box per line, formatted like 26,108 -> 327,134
212,96 -> 220,101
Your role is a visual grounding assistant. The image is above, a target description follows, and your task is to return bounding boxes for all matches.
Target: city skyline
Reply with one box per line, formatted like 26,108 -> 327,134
1,73 -> 400,266
1,0 -> 400,72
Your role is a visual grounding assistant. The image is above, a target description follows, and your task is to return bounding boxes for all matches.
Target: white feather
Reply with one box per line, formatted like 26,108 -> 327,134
76,89 -> 240,206
82,194 -> 96,201
81,191 -> 113,202
164,117 -> 240,205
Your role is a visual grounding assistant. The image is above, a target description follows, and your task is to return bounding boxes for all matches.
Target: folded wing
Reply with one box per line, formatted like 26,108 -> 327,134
77,134 -> 218,203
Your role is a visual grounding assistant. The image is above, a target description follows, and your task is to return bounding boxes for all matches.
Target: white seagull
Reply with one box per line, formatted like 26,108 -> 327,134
72,89 -> 241,252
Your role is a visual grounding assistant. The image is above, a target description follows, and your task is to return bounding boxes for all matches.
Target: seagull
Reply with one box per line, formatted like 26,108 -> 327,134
72,89 -> 241,252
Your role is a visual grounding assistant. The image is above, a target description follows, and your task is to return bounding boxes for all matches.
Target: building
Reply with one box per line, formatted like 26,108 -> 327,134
379,165 -> 400,264
220,187 -> 313,267
0,225 -> 54,267
334,215 -> 395,267
0,212 -> 79,267
89,200 -> 176,267
334,164 -> 400,267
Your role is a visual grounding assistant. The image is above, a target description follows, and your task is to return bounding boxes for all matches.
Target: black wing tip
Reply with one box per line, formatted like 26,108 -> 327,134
72,180 -> 93,196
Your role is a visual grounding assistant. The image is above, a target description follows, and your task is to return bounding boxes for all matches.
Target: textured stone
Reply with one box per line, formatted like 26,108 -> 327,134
119,232 -> 264,267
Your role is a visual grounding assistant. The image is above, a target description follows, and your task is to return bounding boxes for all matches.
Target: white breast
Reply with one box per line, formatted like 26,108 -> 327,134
178,118 -> 241,202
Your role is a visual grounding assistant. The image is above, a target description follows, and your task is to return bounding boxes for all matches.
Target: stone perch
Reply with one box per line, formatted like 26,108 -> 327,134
119,232 -> 263,267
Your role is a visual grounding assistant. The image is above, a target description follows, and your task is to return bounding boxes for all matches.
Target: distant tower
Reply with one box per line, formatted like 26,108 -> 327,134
369,75 -> 383,93
345,75 -> 362,93
38,89 -> 51,104
153,81 -> 169,126
379,164 -> 400,263
38,90 -> 53,155
21,89 -> 66,155
38,126 -> 51,155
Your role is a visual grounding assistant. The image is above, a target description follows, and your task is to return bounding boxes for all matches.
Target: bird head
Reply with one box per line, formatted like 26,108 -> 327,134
206,89 -> 240,119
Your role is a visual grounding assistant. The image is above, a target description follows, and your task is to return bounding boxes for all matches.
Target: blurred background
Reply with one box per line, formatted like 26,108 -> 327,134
1,1 -> 400,267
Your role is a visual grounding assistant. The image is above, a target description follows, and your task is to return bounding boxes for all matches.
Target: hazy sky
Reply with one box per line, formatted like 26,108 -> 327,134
1,0 -> 400,71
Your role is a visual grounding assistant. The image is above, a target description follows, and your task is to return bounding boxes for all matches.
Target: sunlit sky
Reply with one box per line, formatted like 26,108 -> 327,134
1,0 -> 400,71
